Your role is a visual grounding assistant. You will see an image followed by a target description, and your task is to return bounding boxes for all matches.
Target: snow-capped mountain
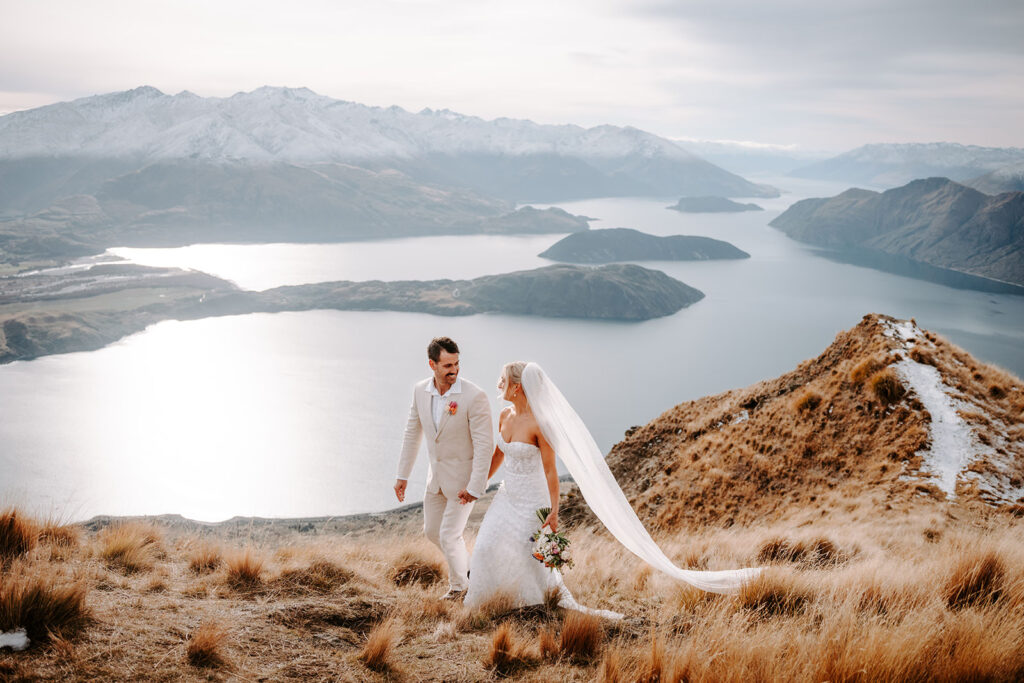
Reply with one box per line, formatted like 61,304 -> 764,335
0,86 -> 778,207
791,142 -> 1024,189
968,161 -> 1024,194
0,85 -> 696,162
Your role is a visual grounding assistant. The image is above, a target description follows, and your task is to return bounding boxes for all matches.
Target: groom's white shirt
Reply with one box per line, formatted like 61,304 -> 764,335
396,376 -> 492,500
427,377 -> 461,430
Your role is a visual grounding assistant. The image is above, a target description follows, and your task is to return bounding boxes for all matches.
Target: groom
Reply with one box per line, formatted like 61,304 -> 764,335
394,336 -> 493,598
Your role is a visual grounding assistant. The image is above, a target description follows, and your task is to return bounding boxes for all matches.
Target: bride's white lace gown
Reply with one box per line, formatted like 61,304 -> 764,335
465,434 -> 621,619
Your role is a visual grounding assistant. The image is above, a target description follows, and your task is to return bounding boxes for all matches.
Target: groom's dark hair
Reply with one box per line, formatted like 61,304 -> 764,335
428,336 -> 459,362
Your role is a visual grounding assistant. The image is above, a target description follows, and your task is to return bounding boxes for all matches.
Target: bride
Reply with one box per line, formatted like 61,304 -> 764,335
464,362 -> 760,617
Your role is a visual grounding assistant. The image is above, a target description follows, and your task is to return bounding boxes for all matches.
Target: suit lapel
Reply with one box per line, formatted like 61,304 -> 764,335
419,385 -> 438,441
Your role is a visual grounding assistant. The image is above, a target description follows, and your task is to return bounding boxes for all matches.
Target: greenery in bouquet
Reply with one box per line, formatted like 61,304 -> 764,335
530,507 -> 574,571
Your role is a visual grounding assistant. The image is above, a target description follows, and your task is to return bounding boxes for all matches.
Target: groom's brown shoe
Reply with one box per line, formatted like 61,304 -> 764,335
441,588 -> 467,601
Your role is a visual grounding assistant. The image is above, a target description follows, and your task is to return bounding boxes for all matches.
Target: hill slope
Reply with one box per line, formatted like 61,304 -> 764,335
565,314 -> 1024,531
769,178 -> 1024,288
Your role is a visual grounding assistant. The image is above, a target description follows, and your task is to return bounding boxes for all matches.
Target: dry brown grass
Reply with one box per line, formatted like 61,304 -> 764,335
274,558 -> 353,594
944,549 -> 1006,610
358,618 -> 399,673
850,356 -> 884,384
388,549 -> 443,587
793,389 -> 823,412
186,540 -> 222,574
0,507 -> 38,562
97,522 -> 163,574
224,547 -> 264,589
869,367 -> 906,405
484,621 -> 538,676
559,610 -> 605,663
185,620 -> 229,669
0,570 -> 89,644
38,521 -> 80,549
4,511 -> 1024,681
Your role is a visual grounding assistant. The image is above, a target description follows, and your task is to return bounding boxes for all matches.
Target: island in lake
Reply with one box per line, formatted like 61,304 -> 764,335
0,262 -> 704,363
539,227 -> 749,263
667,196 -> 763,213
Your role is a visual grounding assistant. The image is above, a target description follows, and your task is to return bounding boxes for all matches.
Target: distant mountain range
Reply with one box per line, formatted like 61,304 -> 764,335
0,86 -> 777,212
770,177 -> 1024,290
791,142 -> 1024,190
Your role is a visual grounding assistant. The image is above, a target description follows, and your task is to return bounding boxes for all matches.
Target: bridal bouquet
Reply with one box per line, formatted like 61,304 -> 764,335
530,507 -> 574,571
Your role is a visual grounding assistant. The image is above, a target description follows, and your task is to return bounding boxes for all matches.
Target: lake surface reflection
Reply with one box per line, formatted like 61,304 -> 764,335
3,178 -> 1022,521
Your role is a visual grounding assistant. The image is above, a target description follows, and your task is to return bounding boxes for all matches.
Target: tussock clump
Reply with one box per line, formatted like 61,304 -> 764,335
38,522 -> 80,549
0,572 -> 89,644
458,592 -> 518,631
389,550 -> 443,587
98,523 -> 163,574
186,621 -> 229,669
0,508 -> 39,562
757,536 -> 843,566
988,384 -> 1006,399
225,548 -> 264,590
559,610 -> 605,663
537,627 -> 559,661
850,357 -> 884,384
599,647 -> 623,682
275,559 -> 353,594
635,635 -> 671,683
945,550 -> 1006,610
909,346 -> 935,366
271,595 -> 389,635
737,571 -> 812,618
484,622 -> 537,676
358,618 -> 398,673
187,541 -> 222,574
869,368 -> 906,405
793,390 -> 823,413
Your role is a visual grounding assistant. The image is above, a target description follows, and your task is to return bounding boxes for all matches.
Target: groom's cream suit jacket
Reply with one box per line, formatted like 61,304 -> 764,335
397,377 -> 493,499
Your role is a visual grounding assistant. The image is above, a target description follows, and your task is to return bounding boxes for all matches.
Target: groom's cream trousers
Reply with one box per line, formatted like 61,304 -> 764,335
397,377 -> 493,591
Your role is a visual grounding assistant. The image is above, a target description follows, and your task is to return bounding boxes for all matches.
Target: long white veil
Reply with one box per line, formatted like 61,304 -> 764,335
522,363 -> 761,594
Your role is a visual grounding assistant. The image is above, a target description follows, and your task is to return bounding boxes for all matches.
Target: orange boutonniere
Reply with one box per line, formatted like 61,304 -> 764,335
447,401 -> 458,416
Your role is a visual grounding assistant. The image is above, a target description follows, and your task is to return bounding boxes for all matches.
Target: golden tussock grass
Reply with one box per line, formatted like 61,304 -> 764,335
4,509 -> 1024,680
0,569 -> 89,644
186,540 -> 222,574
224,547 -> 264,589
97,522 -> 163,574
483,621 -> 537,676
388,549 -> 443,587
0,507 -> 38,562
537,626 -> 559,661
274,558 -> 353,594
38,521 -> 80,549
358,617 -> 399,673
869,367 -> 906,405
792,389 -> 823,412
185,620 -> 229,669
559,610 -> 604,663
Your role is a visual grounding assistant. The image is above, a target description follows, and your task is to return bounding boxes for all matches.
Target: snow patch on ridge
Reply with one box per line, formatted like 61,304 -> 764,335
882,319 -> 989,498
892,357 -> 980,497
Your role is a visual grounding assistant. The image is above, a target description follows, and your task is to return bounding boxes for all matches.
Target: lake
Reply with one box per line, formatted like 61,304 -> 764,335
3,177 -> 1022,522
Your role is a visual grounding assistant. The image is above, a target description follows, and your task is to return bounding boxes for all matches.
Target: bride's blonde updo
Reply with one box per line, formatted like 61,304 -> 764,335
502,361 -> 528,386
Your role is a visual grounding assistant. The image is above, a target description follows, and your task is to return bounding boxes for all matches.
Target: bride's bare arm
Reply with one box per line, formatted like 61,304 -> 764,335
538,431 -> 560,532
488,407 -> 512,479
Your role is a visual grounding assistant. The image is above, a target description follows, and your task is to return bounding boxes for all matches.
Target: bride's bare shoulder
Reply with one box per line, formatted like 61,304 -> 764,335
498,406 -> 514,424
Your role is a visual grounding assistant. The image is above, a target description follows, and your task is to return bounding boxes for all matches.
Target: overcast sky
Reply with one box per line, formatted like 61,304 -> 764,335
2,0 -> 1022,150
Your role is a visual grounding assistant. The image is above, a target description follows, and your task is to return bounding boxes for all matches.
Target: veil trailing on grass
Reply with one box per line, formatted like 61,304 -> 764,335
522,363 -> 761,594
